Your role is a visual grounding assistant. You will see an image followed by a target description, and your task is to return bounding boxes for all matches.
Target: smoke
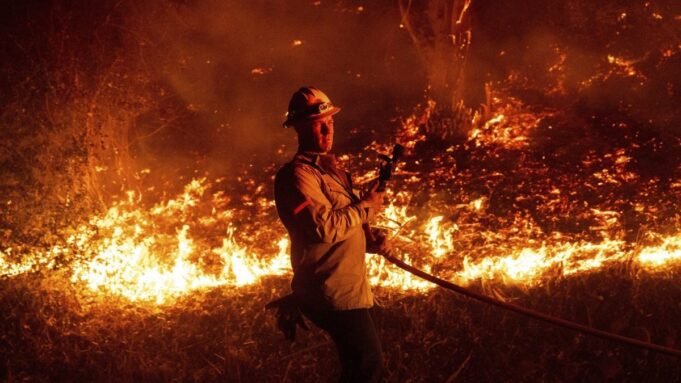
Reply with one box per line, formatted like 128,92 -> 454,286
1,0 -> 425,243
468,0 -> 681,137
124,0 -> 425,177
2,0 -> 678,236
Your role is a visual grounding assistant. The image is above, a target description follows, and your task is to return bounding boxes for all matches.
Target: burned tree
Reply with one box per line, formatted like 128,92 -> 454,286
398,0 -> 487,142
398,0 -> 474,108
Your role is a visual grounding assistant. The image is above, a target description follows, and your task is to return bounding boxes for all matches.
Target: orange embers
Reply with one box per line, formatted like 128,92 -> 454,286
2,93 -> 680,305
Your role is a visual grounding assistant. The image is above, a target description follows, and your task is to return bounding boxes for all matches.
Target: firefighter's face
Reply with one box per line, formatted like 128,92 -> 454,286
295,116 -> 334,153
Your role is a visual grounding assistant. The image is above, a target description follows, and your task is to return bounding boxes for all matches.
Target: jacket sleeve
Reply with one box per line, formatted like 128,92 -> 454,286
287,165 -> 374,244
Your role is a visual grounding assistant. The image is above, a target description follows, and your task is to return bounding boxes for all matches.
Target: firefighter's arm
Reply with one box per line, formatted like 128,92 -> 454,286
291,166 -> 376,243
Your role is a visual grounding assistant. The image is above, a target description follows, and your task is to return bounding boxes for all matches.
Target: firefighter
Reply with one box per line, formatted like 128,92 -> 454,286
274,86 -> 386,382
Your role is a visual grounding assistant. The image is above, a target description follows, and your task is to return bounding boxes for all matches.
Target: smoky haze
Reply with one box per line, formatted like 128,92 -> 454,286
126,1 -> 425,177
1,0 -> 678,218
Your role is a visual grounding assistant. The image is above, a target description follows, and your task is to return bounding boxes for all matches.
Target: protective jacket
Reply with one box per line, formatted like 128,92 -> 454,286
274,151 -> 375,310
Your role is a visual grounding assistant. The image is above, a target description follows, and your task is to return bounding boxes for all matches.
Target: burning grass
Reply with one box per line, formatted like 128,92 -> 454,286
1,87 -> 680,381
2,0 -> 680,380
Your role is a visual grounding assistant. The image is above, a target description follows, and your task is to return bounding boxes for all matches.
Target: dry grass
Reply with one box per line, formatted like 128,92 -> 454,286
2,1 -> 681,382
1,266 -> 680,382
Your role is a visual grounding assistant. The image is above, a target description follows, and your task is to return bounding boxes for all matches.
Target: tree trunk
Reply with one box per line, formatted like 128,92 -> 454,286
399,0 -> 475,110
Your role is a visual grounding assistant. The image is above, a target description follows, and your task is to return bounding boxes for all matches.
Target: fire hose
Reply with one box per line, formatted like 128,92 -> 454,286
269,144 -> 681,358
371,143 -> 681,358
379,251 -> 681,358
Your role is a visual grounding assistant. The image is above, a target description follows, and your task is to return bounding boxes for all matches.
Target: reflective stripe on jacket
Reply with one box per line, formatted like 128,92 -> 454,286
274,152 -> 375,310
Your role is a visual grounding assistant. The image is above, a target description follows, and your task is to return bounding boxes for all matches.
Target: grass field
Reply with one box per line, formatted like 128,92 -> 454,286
2,264 -> 680,382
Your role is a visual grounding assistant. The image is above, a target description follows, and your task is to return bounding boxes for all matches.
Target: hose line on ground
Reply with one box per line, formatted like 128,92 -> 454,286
381,253 -> 681,358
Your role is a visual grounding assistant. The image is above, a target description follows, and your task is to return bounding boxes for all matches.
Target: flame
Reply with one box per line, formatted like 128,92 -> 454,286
607,55 -> 640,77
251,67 -> 272,75
368,253 -> 431,291
2,173 -> 680,304
456,237 -> 627,284
638,235 -> 681,268
0,178 -> 291,304
1,90 -> 679,305
425,216 -> 455,258
468,96 -> 548,149
0,248 -> 37,277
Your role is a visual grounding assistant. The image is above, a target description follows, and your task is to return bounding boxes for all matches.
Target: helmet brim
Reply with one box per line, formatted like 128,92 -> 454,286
283,106 -> 341,128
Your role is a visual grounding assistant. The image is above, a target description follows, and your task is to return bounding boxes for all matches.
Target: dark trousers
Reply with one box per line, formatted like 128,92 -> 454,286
302,308 -> 384,383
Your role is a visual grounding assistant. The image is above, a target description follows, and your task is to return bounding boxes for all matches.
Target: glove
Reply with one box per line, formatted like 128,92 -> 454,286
265,294 -> 309,341
366,227 -> 394,257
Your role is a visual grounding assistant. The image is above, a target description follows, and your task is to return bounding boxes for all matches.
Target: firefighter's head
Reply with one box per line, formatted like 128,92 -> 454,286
284,86 -> 340,153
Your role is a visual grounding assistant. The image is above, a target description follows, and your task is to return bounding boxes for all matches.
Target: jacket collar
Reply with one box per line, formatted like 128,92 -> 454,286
294,151 -> 334,169
294,151 -> 357,200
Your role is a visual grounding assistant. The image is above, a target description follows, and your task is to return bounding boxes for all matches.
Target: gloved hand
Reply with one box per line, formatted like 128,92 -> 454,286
366,227 -> 394,257
362,182 -> 386,215
265,294 -> 309,341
